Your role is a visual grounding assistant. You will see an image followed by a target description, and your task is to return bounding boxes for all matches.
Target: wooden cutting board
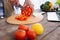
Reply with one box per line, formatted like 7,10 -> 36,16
6,14 -> 43,24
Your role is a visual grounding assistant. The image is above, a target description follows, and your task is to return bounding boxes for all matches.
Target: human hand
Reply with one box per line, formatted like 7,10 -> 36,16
29,3 -> 34,11
24,0 -> 34,11
9,0 -> 20,7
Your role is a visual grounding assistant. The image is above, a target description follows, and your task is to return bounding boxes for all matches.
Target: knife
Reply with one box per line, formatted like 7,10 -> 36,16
15,4 -> 24,10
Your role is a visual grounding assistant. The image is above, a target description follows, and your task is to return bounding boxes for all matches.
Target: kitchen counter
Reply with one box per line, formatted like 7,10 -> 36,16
0,14 -> 60,40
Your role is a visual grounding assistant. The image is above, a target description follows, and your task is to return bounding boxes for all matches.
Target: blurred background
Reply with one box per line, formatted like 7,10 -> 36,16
0,0 -> 56,18
30,0 -> 56,9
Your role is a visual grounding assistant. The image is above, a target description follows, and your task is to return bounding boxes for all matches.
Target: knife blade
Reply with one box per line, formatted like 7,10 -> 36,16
14,4 -> 24,10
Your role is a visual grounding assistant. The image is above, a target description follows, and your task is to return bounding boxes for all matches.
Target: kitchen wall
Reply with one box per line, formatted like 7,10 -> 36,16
31,0 -> 56,9
1,0 -> 56,16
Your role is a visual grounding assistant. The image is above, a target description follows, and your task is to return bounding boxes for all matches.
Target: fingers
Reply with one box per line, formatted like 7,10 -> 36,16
24,0 -> 34,11
9,0 -> 15,5
16,2 -> 20,7
9,0 -> 19,6
30,4 -> 34,11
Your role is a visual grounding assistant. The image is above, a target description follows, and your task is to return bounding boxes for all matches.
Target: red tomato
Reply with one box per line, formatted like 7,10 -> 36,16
27,29 -> 36,39
15,30 -> 26,40
15,5 -> 32,21
16,39 -> 24,40
15,16 -> 20,20
30,39 -> 35,40
18,25 -> 29,31
21,5 -> 32,17
15,15 -> 28,21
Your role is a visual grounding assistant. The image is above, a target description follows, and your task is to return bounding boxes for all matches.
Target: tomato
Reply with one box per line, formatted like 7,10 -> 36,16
30,39 -> 35,40
15,16 -> 20,20
15,30 -> 26,40
18,25 -> 29,31
27,29 -> 36,39
15,5 -> 32,21
15,15 -> 28,21
21,10 -> 26,16
21,5 -> 32,17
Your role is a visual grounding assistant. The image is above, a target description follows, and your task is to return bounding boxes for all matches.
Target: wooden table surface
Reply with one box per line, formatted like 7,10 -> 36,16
0,14 -> 60,40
